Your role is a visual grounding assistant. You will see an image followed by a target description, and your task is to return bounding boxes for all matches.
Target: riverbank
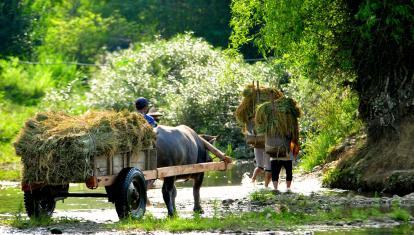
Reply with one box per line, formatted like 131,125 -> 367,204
323,117 -> 414,195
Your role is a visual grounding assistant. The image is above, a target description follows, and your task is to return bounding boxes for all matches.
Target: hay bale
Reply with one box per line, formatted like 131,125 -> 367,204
255,97 -> 301,142
14,111 -> 156,185
235,84 -> 283,125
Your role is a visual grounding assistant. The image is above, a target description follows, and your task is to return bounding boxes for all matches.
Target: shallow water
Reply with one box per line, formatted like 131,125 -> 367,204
0,161 -> 413,234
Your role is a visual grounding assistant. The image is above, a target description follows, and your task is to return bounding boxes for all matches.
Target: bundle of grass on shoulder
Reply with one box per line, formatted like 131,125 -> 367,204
14,110 -> 156,185
255,97 -> 301,141
235,84 -> 283,124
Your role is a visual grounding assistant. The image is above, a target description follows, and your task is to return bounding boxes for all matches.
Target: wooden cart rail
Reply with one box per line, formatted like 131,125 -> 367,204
96,161 -> 231,187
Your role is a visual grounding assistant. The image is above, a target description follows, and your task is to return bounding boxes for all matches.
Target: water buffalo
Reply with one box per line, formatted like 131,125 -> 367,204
155,125 -> 213,216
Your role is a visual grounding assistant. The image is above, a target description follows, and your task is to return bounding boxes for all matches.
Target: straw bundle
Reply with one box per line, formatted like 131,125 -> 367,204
235,84 -> 283,125
14,111 -> 156,185
255,97 -> 301,142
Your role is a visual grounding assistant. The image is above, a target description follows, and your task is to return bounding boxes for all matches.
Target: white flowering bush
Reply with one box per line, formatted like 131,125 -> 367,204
86,34 -> 224,110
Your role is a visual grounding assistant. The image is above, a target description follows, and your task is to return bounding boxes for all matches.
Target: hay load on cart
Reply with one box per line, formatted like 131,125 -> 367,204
14,111 -> 156,185
15,110 -> 231,219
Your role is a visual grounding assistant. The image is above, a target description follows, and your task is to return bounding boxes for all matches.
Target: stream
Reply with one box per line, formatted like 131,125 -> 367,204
0,160 -> 413,234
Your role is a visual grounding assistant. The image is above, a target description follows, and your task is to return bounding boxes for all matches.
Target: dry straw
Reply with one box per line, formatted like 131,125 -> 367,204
255,97 -> 301,142
235,84 -> 283,125
14,110 -> 156,185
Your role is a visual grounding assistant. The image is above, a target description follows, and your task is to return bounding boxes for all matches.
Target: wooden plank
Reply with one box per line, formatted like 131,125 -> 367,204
156,162 -> 231,178
143,170 -> 158,180
96,162 -> 231,187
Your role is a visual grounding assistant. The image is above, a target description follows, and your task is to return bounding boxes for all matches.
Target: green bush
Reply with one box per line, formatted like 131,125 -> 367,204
390,208 -> 411,222
0,102 -> 37,163
0,55 -> 79,165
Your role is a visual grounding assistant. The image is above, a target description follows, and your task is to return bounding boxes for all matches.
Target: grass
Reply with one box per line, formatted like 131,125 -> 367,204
0,143 -> 20,164
108,206 -> 409,232
0,169 -> 21,181
0,101 -> 37,169
249,189 -> 277,202
298,86 -> 362,172
0,187 -> 23,214
9,213 -> 80,230
108,190 -> 412,232
0,192 -> 79,229
300,131 -> 339,171
2,204 -> 411,232
390,208 -> 412,222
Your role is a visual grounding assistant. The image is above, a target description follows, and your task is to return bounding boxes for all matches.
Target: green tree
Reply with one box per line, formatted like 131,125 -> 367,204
231,0 -> 413,141
0,0 -> 32,56
92,0 -> 232,48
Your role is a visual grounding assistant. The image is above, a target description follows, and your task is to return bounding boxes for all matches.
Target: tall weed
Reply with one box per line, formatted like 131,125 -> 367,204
0,55 -> 79,164
283,76 -> 362,172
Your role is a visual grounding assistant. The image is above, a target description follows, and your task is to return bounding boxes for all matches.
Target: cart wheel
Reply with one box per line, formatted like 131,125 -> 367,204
115,167 -> 147,219
24,190 -> 56,218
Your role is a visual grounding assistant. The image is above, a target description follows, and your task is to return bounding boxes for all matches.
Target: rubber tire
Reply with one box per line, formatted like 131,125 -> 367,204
24,191 -> 56,218
114,168 -> 147,219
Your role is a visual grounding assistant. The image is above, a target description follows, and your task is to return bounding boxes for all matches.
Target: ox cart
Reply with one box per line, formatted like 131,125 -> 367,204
22,137 -> 232,219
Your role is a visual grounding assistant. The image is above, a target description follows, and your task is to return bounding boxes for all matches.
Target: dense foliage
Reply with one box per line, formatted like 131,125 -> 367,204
0,0 -> 232,60
231,0 -> 414,140
0,0 -> 236,166
230,0 -> 412,169
44,34 -> 284,155
3,0 -> 408,181
345,0 -> 414,139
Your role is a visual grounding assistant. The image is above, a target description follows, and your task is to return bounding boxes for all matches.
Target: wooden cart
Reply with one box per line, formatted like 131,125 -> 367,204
22,139 -> 232,219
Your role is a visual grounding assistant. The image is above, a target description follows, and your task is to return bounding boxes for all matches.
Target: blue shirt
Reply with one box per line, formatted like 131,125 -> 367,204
144,114 -> 157,127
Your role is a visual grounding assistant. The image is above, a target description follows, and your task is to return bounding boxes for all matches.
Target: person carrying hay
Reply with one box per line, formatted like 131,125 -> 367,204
255,97 -> 301,192
247,120 -> 272,187
235,83 -> 284,187
135,97 -> 157,128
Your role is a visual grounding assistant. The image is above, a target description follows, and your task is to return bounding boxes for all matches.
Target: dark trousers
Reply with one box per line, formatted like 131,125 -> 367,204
271,160 -> 293,182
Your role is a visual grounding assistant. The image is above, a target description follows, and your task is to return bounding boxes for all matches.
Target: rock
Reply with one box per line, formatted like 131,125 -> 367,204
222,199 -> 235,205
403,192 -> 414,199
312,165 -> 322,172
50,228 -> 63,234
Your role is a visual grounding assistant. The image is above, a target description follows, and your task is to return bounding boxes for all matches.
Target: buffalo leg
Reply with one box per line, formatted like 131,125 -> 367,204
193,173 -> 204,213
162,177 -> 176,216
